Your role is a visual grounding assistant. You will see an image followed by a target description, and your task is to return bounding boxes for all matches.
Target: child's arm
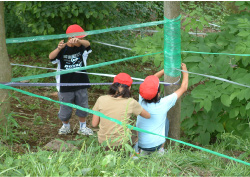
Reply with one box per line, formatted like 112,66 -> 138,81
78,39 -> 90,47
49,40 -> 66,59
139,109 -> 150,119
69,38 -> 90,47
154,69 -> 164,78
92,114 -> 100,127
174,63 -> 189,99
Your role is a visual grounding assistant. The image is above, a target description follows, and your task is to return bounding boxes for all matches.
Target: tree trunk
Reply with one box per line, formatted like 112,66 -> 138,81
0,1 -> 12,125
164,1 -> 181,143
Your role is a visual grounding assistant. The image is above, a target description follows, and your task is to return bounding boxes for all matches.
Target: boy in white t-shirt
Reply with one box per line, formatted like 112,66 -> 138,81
136,63 -> 189,155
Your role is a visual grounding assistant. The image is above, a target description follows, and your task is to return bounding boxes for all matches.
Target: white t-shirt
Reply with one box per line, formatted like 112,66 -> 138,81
136,93 -> 177,148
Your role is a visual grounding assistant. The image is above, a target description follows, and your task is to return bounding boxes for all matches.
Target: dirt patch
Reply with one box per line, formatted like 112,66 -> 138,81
5,87 -> 102,153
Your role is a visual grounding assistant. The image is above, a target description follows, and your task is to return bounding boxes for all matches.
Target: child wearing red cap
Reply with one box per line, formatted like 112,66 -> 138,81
49,24 -> 93,135
136,63 -> 189,155
92,73 -> 150,150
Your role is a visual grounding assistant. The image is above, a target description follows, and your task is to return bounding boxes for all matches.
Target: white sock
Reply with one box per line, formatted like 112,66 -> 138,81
63,123 -> 70,128
80,121 -> 86,128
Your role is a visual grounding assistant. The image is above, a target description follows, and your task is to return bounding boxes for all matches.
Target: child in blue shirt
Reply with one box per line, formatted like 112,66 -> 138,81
136,63 -> 189,154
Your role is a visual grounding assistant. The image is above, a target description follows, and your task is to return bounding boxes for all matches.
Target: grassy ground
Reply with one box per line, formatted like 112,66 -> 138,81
1,134 -> 250,176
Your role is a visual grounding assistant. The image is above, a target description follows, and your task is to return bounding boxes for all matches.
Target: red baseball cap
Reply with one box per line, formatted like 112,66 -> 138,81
139,75 -> 159,100
113,73 -> 133,86
66,24 -> 86,38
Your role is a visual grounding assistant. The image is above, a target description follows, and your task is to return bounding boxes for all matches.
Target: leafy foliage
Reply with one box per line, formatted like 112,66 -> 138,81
181,2 -> 228,33
4,1 -> 117,37
132,7 -> 250,145
4,2 -> 164,38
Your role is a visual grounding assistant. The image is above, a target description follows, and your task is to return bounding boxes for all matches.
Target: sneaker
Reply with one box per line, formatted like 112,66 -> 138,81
139,149 -> 152,156
77,127 -> 93,135
133,142 -> 139,153
158,147 -> 166,156
58,125 -> 71,135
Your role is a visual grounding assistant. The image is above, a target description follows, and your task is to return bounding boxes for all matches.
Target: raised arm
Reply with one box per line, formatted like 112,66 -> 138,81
49,40 -> 66,60
154,69 -> 164,78
174,63 -> 189,99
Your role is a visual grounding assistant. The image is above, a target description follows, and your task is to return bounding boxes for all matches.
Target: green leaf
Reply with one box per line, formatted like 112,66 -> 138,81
4,157 -> 14,167
215,123 -> 224,132
240,106 -> 246,116
198,132 -> 210,145
198,23 -> 203,30
206,121 -> 215,133
154,58 -> 161,67
230,91 -> 240,101
184,56 -> 203,62
72,10 -> 79,17
235,1 -> 245,6
238,31 -> 250,37
125,143 -> 134,153
185,24 -> 191,32
221,94 -> 231,107
246,102 -> 250,110
199,45 -> 211,53
182,18 -> 190,26
229,108 -> 239,118
204,99 -> 211,112
244,88 -> 250,100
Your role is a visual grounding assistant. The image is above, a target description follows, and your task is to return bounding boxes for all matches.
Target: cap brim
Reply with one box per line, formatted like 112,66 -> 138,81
76,34 -> 87,38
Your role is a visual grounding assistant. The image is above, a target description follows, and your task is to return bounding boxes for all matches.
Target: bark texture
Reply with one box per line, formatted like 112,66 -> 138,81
164,1 -> 181,142
0,1 -> 12,124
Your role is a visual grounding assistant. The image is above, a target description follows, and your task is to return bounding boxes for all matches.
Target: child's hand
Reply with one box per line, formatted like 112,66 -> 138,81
57,40 -> 66,50
181,63 -> 187,71
69,37 -> 79,44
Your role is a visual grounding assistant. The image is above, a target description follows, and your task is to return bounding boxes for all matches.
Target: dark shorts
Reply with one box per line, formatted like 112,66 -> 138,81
139,143 -> 163,152
58,88 -> 88,121
165,118 -> 169,137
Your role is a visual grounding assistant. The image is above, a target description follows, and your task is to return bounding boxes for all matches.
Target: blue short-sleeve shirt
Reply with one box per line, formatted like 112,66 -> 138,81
136,93 -> 177,148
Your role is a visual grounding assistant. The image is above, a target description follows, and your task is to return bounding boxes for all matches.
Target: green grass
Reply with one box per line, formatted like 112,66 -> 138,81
0,134 -> 250,176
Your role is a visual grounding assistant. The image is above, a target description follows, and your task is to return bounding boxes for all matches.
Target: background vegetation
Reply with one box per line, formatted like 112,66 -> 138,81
1,1 -> 250,175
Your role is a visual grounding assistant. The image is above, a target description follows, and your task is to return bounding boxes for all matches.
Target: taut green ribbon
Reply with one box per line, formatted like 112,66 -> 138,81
1,83 -> 250,166
6,21 -> 165,44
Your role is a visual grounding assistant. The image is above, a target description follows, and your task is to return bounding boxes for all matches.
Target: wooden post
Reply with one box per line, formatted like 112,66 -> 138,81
164,1 -> 181,142
0,1 -> 12,125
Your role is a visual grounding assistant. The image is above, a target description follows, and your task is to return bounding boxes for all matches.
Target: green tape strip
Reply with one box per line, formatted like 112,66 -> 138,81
164,16 -> 181,77
1,83 -> 250,166
6,21 -> 164,44
11,51 -> 163,82
182,51 -> 250,56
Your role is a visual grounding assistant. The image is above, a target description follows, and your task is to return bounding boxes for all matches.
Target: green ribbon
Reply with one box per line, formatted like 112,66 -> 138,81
11,51 -> 163,82
164,16 -> 181,77
6,21 -> 165,44
182,51 -> 250,56
1,83 -> 250,166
